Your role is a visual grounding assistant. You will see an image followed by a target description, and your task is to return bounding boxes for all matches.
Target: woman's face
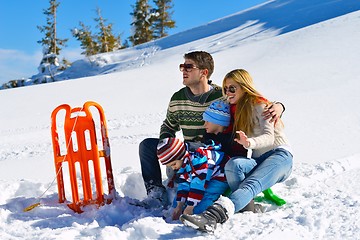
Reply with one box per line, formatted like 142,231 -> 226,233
224,78 -> 245,104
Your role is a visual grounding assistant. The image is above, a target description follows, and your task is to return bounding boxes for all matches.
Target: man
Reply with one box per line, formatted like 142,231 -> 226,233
138,51 -> 284,208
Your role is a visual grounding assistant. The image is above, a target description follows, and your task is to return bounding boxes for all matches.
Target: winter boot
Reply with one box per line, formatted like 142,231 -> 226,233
180,203 -> 228,233
141,185 -> 169,209
239,199 -> 255,213
254,203 -> 265,213
180,196 -> 234,233
239,199 -> 264,213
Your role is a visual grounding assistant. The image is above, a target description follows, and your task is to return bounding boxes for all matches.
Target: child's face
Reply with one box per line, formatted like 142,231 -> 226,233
204,121 -> 225,134
166,159 -> 183,171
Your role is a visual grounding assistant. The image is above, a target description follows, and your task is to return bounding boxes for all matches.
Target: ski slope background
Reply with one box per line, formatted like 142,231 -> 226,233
1,0 -> 360,239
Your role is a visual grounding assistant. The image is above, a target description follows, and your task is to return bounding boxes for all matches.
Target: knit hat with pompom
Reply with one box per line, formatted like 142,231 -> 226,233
203,100 -> 230,127
157,138 -> 186,165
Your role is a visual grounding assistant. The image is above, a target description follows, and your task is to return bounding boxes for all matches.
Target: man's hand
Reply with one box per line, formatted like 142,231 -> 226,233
262,102 -> 284,123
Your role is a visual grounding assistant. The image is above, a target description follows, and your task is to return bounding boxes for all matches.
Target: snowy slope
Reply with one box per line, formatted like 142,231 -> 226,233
1,0 -> 360,239
54,0 -> 360,80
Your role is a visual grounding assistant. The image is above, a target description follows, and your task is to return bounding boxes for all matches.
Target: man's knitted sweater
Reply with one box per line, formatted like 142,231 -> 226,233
160,84 -> 223,141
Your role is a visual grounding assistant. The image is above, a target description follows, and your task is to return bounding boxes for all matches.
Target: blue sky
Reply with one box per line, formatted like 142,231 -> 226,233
0,0 -> 267,84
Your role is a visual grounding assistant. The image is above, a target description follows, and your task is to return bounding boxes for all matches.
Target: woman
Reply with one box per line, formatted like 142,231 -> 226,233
180,69 -> 293,233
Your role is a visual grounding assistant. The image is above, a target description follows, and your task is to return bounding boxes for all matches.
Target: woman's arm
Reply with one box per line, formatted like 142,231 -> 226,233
235,104 -> 275,149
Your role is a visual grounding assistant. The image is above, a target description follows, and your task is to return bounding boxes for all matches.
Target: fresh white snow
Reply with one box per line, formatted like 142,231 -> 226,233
1,0 -> 360,239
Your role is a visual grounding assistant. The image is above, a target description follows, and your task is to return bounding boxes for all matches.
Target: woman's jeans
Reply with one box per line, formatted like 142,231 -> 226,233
225,157 -> 257,191
225,148 -> 293,213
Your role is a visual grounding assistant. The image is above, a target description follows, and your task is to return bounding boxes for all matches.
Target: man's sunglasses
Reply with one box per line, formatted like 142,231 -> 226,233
179,64 -> 200,72
224,85 -> 237,94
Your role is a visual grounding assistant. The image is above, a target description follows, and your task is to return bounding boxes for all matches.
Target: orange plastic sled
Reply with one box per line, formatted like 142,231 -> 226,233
51,101 -> 115,213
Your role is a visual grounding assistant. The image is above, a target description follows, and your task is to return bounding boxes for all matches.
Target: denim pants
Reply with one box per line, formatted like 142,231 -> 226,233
225,148 -> 293,213
225,157 -> 257,191
139,138 -> 164,193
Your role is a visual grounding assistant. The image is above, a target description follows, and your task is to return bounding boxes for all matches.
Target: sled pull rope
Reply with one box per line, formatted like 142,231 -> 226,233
23,107 -> 84,212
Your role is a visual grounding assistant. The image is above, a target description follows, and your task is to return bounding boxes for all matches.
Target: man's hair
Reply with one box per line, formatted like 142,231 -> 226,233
184,51 -> 214,79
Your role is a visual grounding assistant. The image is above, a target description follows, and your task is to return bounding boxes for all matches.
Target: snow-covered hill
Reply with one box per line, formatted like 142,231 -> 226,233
26,0 -> 360,82
1,0 -> 360,239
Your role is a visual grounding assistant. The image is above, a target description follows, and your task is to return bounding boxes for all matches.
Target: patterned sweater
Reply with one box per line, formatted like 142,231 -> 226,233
175,143 -> 230,207
160,84 -> 223,141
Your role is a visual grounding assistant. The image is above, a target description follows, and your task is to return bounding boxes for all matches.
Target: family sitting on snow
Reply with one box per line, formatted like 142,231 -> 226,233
138,51 -> 293,233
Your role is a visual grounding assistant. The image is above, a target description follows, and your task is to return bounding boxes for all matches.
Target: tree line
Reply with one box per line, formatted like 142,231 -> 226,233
41,0 -> 175,58
1,0 -> 175,89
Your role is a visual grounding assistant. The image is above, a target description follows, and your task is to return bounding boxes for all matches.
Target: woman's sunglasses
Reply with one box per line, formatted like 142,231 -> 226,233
224,85 -> 237,94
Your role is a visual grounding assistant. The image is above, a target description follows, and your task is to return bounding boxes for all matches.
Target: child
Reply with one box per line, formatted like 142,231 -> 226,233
157,100 -> 231,220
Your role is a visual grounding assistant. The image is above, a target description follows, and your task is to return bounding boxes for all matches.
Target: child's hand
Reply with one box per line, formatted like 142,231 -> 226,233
234,130 -> 250,148
172,202 -> 184,220
183,206 -> 194,215
172,207 -> 182,220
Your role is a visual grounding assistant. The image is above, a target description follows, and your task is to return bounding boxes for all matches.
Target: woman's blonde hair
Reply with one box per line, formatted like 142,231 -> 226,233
222,69 -> 270,135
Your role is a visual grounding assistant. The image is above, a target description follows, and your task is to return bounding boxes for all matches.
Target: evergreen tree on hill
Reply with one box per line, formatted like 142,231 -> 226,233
95,7 -> 123,53
129,0 -> 156,45
72,7 -> 123,56
72,22 -> 99,56
36,0 -> 68,82
37,0 -> 67,58
152,0 -> 175,39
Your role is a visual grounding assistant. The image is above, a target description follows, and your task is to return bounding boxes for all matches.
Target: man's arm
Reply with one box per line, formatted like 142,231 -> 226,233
159,103 -> 180,139
159,120 -> 178,139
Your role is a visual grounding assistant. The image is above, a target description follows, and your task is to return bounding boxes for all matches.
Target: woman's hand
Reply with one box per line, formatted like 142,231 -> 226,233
234,130 -> 250,148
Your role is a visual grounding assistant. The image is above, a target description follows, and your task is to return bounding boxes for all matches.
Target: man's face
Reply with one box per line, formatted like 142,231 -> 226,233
181,59 -> 203,87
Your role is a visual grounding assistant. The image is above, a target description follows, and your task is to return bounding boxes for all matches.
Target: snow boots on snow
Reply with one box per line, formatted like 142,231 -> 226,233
180,203 -> 228,233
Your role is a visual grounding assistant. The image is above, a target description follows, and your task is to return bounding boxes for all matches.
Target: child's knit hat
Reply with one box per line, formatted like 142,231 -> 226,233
203,100 -> 231,127
157,138 -> 186,165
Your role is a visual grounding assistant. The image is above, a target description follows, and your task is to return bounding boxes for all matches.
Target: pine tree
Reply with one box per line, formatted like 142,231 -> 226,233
152,0 -> 175,39
37,0 -> 68,82
72,7 -> 123,56
37,0 -> 68,57
72,22 -> 99,56
94,7 -> 122,53
129,0 -> 155,45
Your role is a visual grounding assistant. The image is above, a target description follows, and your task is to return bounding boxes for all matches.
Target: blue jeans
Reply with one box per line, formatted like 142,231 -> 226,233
225,157 -> 257,191
139,138 -> 165,193
225,148 -> 293,213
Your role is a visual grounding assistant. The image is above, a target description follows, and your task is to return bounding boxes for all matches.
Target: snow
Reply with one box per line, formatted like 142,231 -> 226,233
1,0 -> 360,239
